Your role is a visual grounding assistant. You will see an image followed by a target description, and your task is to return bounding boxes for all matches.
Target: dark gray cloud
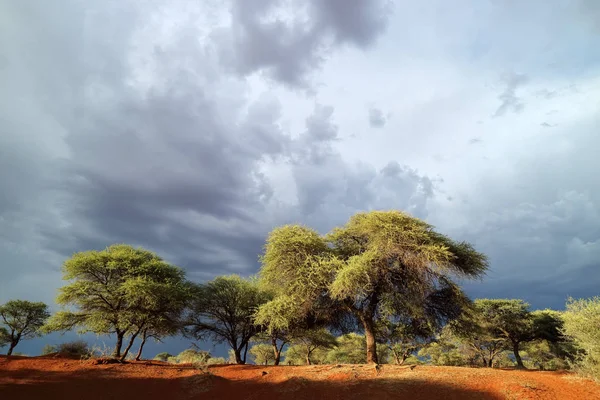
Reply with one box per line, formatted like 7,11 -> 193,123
2,0 -> 600,361
493,71 -> 529,117
368,107 -> 387,128
215,0 -> 392,87
0,0 -> 427,306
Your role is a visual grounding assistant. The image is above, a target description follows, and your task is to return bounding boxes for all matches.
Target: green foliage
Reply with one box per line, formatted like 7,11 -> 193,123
173,349 -> 212,364
41,344 -> 56,355
325,333 -> 366,364
185,275 -> 270,364
256,225 -> 334,333
380,320 -> 434,365
418,341 -> 470,366
153,352 -> 173,362
43,244 -> 190,360
206,357 -> 226,365
284,344 -> 329,365
450,300 -> 567,369
258,210 -> 488,364
563,296 -> 600,379
250,343 -> 276,365
286,329 -> 337,365
0,327 -> 8,348
41,341 -> 91,359
0,300 -> 50,355
522,340 -> 570,371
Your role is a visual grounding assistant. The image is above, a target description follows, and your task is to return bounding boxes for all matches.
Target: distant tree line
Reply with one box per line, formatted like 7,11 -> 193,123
0,210 -> 598,380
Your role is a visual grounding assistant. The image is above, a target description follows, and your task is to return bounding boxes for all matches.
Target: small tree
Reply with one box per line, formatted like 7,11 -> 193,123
184,275 -> 270,364
287,329 -> 337,365
448,306 -> 508,367
380,320 -> 435,365
0,300 -> 50,355
473,299 -> 543,368
250,343 -> 276,365
563,296 -> 600,379
44,244 -> 189,361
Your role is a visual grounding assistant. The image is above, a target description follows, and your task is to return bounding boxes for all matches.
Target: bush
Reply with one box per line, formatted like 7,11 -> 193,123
176,349 -> 212,364
206,357 -> 226,365
153,352 -> 173,362
41,341 -> 90,359
418,342 -> 470,366
563,297 -> 600,379
41,344 -> 57,355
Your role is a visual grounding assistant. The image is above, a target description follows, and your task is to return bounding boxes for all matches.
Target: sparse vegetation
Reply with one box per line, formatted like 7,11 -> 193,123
41,340 -> 91,359
1,210 -> 596,391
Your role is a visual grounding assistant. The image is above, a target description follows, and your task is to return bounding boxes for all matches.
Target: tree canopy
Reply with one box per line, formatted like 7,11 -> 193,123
563,296 -> 600,379
44,244 -> 190,360
0,300 -> 50,356
450,299 -> 564,368
258,210 -> 488,363
184,274 -> 270,364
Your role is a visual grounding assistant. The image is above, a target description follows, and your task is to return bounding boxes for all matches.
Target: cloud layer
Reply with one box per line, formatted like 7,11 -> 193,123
1,0 -> 599,357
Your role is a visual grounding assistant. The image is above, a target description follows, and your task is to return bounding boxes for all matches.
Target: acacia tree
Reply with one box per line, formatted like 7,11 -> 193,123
44,244 -> 189,360
0,300 -> 50,355
258,211 -> 488,364
249,343 -> 276,365
448,305 -> 508,367
450,300 -> 565,369
380,319 -> 435,365
563,296 -> 600,378
184,275 -> 270,364
288,329 -> 337,365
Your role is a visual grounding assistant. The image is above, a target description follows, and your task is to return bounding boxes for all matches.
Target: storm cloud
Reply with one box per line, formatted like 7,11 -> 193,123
1,0 -> 599,356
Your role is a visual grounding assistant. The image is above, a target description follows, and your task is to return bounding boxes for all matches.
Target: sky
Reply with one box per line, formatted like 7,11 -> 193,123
1,0 -> 599,358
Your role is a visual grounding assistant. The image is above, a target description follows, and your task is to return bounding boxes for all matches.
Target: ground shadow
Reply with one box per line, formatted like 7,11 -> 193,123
0,361 -> 503,400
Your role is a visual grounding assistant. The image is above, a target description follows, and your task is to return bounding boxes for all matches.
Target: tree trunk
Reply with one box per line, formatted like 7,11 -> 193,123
7,341 -> 17,356
488,359 -> 493,368
512,342 -> 524,369
272,337 -> 282,366
400,353 -> 409,366
362,317 -> 379,364
243,342 -> 249,364
135,331 -> 148,361
113,332 -> 124,358
306,352 -> 312,366
392,349 -> 401,365
120,331 -> 139,362
233,348 -> 244,364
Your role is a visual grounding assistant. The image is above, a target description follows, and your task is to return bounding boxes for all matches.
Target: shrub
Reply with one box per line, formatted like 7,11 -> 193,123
153,352 -> 173,362
206,357 -> 226,365
176,349 -> 212,364
41,341 -> 90,359
41,344 -> 57,355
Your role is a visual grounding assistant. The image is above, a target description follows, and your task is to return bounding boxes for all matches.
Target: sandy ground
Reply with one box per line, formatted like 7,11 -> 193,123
1,355 -> 600,399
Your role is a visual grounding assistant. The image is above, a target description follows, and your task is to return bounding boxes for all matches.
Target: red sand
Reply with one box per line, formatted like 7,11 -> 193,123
2,355 -> 600,399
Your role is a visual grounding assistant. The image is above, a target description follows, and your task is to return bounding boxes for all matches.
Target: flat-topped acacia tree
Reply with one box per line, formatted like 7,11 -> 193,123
257,210 -> 488,364
44,244 -> 190,360
0,300 -> 50,355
